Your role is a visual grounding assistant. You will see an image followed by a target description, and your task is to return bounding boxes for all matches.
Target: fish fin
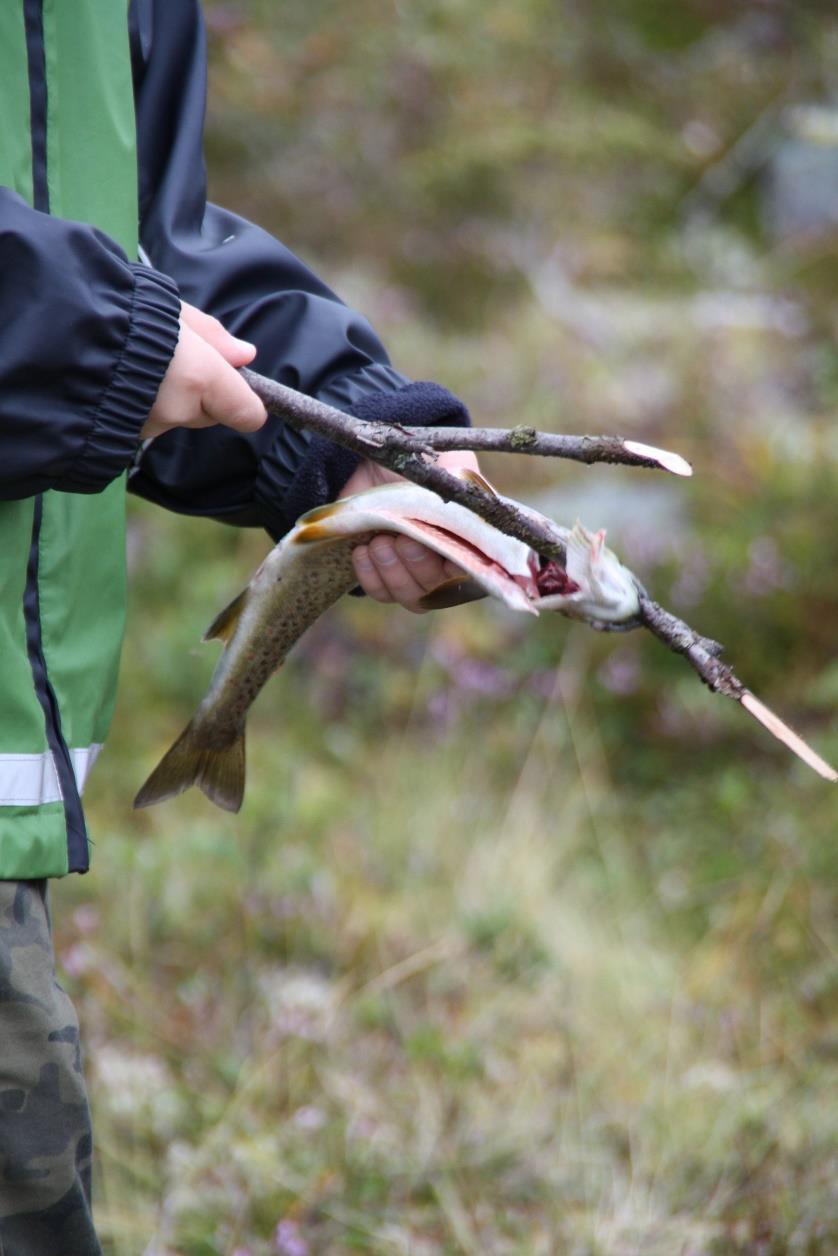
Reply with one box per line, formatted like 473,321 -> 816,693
133,721 -> 246,812
297,500 -> 344,524
457,468 -> 498,496
418,577 -> 488,610
295,520 -> 345,544
203,589 -> 248,644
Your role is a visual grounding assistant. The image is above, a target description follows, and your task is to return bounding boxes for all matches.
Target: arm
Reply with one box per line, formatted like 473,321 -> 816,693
0,187 -> 181,500
0,187 -> 265,498
128,0 -> 471,551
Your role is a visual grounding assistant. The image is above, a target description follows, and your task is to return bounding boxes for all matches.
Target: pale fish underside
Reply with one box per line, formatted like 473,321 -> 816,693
135,474 -> 546,812
134,473 -> 836,812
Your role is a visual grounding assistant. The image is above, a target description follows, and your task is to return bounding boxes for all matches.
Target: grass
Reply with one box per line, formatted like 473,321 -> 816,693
55,566 -> 836,1253
51,2 -> 838,1242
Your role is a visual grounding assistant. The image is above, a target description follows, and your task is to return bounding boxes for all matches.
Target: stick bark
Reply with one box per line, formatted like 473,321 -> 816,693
242,368 -> 571,562
237,369 -> 790,705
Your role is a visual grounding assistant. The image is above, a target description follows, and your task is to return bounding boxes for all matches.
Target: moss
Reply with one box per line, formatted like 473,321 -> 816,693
509,425 -> 537,449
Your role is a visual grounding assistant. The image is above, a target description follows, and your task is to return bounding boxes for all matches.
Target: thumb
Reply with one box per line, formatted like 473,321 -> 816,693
180,301 -> 257,368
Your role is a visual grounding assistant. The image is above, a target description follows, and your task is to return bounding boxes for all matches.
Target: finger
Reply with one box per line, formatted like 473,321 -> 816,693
141,412 -> 215,440
199,344 -> 267,432
339,459 -> 402,497
366,536 -> 429,607
141,322 -> 265,438
392,536 -> 460,592
352,545 -> 395,603
181,302 -> 257,367
436,450 -> 481,476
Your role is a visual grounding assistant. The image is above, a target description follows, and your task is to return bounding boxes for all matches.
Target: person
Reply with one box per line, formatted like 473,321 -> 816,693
0,2 -> 477,1250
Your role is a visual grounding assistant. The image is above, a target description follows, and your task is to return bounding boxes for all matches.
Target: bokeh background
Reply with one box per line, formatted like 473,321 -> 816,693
58,2 -> 837,1252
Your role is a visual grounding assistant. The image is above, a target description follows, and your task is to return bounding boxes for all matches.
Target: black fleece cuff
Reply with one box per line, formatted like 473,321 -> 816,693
62,266 -> 181,493
267,380 -> 471,538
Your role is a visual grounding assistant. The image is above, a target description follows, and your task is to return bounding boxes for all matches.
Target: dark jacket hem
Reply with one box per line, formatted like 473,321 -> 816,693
62,266 -> 181,493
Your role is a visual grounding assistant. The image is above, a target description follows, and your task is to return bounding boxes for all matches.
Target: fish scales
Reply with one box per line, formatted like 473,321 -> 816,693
133,526 -> 375,812
134,476 -> 837,811
133,480 -> 647,812
196,537 -> 365,745
132,476 -> 690,814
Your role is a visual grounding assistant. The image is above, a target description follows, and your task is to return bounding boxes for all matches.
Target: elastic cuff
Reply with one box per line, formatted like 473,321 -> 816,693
261,380 -> 471,539
62,267 -> 181,493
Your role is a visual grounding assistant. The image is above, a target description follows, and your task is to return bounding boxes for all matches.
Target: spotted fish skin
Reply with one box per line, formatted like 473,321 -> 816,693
133,479 -> 642,812
133,482 -> 537,812
133,533 -> 366,812
198,535 -> 364,743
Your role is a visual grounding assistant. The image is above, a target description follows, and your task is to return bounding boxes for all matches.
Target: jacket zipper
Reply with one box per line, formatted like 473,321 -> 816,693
22,0 -> 90,872
23,0 -> 49,212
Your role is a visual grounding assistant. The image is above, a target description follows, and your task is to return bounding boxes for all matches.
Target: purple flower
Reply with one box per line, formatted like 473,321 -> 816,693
670,550 -> 710,608
60,944 -> 92,979
741,537 -> 790,597
275,1219 -> 309,1256
598,652 -> 641,696
72,905 -> 99,935
293,1105 -> 326,1131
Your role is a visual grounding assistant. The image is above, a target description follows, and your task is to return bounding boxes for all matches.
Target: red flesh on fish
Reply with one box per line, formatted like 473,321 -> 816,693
534,558 -> 580,597
404,519 -> 523,585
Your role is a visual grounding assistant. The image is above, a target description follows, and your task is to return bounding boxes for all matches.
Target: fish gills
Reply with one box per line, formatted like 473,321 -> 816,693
133,720 -> 246,813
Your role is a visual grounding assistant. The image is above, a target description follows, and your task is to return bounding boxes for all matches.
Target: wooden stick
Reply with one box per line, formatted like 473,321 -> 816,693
242,369 -> 692,474
241,368 -> 836,781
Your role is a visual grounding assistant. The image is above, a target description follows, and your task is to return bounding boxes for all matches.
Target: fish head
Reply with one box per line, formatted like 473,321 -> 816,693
533,523 -> 640,626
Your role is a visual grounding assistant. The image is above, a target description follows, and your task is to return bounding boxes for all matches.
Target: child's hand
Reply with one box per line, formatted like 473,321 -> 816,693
341,451 -> 480,613
142,303 -> 267,439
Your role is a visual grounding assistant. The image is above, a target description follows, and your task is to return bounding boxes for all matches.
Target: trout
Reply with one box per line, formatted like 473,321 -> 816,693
134,472 -> 640,812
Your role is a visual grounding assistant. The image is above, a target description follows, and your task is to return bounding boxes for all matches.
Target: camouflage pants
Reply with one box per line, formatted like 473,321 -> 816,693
0,880 -> 102,1256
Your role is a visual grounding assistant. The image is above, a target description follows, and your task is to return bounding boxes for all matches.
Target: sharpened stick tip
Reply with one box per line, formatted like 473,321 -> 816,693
623,440 -> 693,477
741,690 -> 837,782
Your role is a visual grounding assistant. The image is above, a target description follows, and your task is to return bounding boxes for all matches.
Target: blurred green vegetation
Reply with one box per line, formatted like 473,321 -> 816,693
57,1 -> 836,1252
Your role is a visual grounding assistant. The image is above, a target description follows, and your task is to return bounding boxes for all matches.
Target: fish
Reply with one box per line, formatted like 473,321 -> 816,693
134,473 -> 641,812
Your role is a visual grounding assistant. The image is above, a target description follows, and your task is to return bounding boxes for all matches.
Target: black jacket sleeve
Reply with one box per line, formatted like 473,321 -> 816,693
128,0 -> 469,539
0,188 -> 180,500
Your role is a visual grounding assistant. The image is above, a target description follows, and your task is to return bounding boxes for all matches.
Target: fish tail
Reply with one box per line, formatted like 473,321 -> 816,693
133,720 -> 246,813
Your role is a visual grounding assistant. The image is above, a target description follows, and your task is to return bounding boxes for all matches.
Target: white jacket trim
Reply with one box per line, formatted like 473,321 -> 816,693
0,745 -> 103,806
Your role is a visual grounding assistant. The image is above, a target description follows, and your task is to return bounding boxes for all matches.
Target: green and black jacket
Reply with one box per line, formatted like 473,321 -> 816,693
0,0 -> 468,878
